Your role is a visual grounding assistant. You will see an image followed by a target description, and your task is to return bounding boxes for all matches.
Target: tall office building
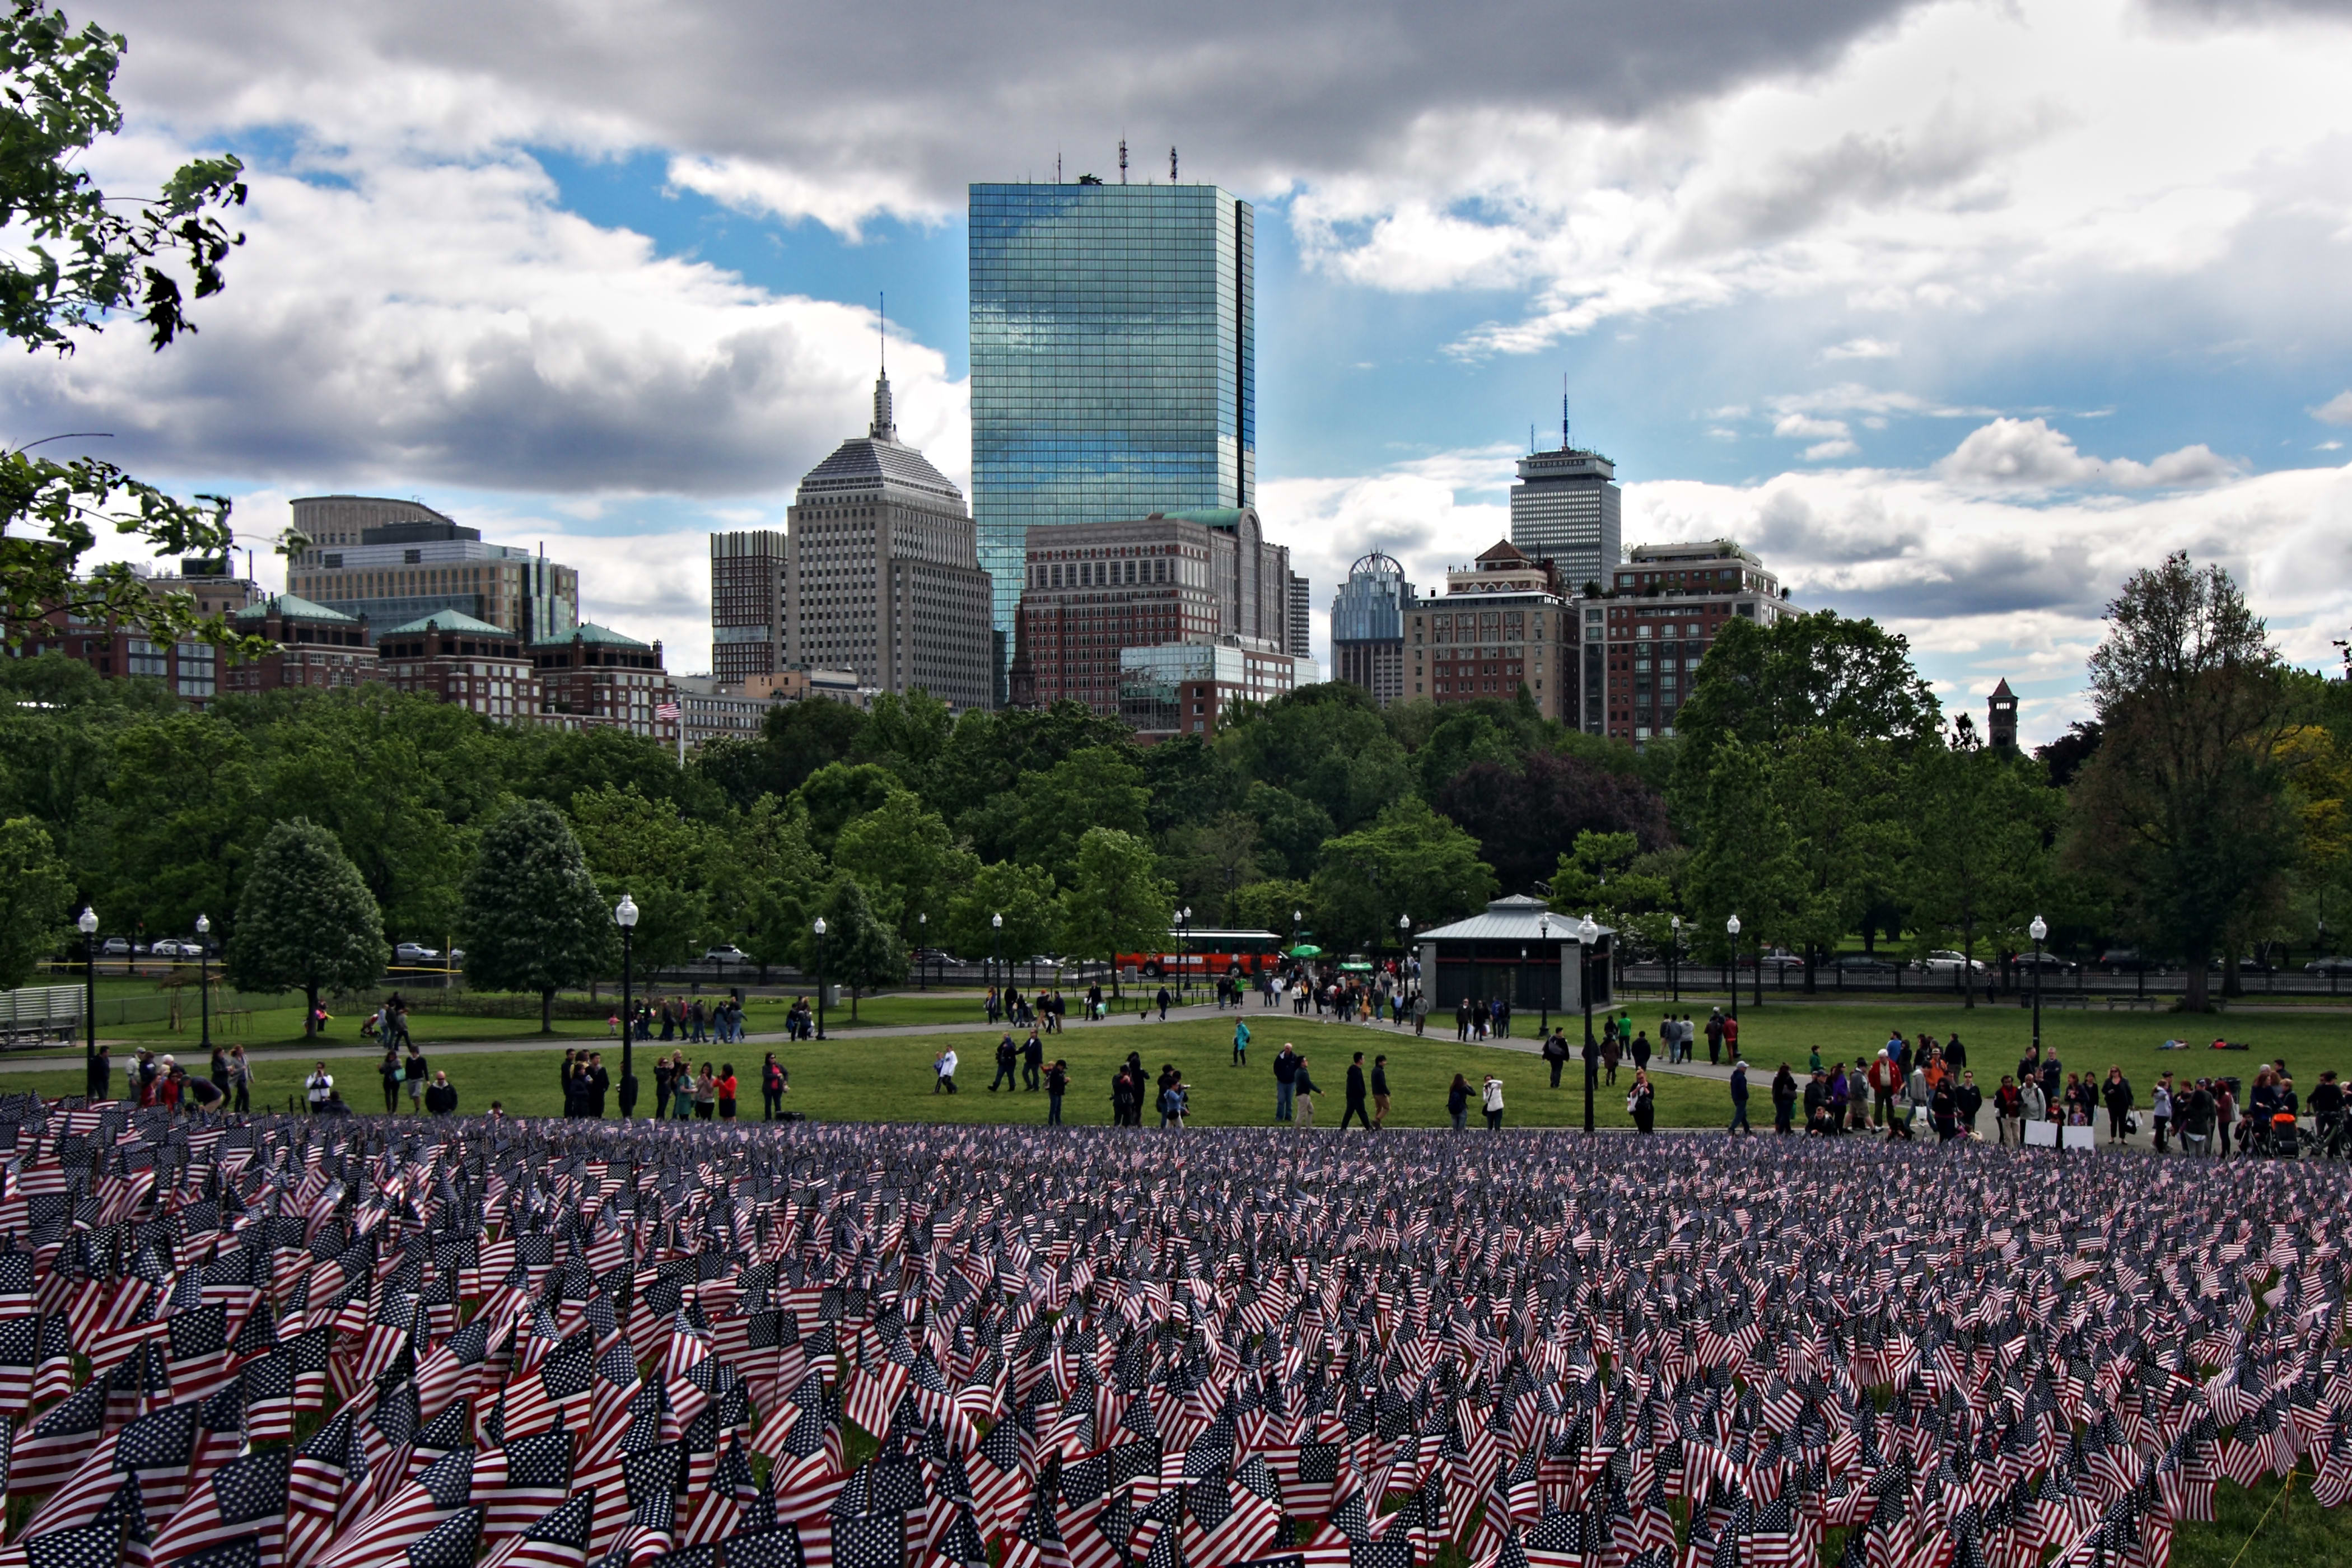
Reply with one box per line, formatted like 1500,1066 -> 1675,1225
1330,552 -> 1415,708
284,496 -> 578,645
1593,540 -> 1790,743
784,370 -> 995,711
1007,506 -> 1289,715
969,178 -> 1255,669
1509,409 -> 1622,594
1285,571 -> 1313,661
710,530 -> 787,683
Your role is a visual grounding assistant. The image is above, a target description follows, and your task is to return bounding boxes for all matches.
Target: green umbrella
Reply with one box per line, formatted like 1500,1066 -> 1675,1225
1338,962 -> 1373,972
1287,944 -> 1324,958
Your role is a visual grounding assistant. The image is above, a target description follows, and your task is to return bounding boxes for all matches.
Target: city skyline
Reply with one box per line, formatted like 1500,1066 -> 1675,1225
7,0 -> 2352,743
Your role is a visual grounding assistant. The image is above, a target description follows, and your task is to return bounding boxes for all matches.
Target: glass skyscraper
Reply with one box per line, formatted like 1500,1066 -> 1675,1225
969,181 -> 1255,664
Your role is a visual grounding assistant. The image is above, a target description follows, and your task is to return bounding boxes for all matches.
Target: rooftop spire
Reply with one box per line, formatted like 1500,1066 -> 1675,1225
870,291 -> 896,441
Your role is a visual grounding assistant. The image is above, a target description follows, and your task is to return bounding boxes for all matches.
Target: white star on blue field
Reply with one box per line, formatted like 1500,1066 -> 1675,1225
12,0 -> 2352,738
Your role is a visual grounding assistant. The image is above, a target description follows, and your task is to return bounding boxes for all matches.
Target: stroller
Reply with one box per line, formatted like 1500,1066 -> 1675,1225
2253,1111 -> 2300,1158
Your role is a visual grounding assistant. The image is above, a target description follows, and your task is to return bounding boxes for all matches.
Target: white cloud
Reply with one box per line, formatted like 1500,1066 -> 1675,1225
1822,337 -> 1901,360
1932,417 -> 2241,490
2314,390 -> 2352,425
1804,438 -> 1861,460
1774,414 -> 1853,441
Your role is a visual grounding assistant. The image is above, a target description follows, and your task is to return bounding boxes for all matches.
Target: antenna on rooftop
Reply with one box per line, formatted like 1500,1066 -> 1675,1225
1118,138 -> 1128,184
879,291 -> 886,374
1562,375 -> 1571,451
1170,146 -> 1178,182
1056,148 -> 1062,183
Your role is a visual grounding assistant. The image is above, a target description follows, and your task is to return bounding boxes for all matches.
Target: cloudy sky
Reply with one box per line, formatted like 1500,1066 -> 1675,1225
10,0 -> 2352,740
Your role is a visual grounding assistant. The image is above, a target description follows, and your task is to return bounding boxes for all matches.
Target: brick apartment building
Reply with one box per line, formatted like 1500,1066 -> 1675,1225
376,610 -> 543,725
1401,542 -> 1578,722
1593,539 -> 1791,742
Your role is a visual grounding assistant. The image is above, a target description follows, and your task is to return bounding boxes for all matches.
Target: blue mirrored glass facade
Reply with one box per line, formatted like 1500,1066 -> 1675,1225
969,182 -> 1255,664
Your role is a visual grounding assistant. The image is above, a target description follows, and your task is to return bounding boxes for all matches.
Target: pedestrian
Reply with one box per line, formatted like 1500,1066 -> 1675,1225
1772,1063 -> 1796,1133
585,1053 -> 610,1117
1371,1055 -> 1391,1129
1630,1068 -> 1655,1133
1273,1043 -> 1298,1122
1045,1059 -> 1067,1124
1112,1063 -> 1138,1126
1995,1075 -> 2023,1145
1233,1017 -> 1249,1066
1159,1077 -> 1187,1129
1544,1030 -> 1569,1088
1340,1052 -> 1372,1131
404,1043 -> 428,1111
1706,1009 -> 1724,1066
1603,1033 -> 1621,1086
1721,1012 -> 1739,1063
670,1055 -> 694,1119
715,1063 -> 738,1121
935,1046 -> 959,1095
762,1053 -> 785,1118
693,1062 -> 715,1119
228,1045 -> 251,1113
2151,1073 -> 2173,1152
2019,1074 -> 2047,1130
1447,1073 -> 1471,1130
1155,984 -> 1170,1021
381,1046 -> 403,1114
1456,997 -> 1472,1042
1294,1056 -> 1320,1128
1481,1073 -> 1505,1131
1023,1031 -> 1044,1090
991,1034 -> 1018,1091
1728,1059 -> 1751,1134
1630,1030 -> 1650,1075
306,1061 -> 335,1114
2103,1066 -> 2135,1144
1413,991 -> 1429,1035
424,1071 -> 456,1116
1954,1071 -> 1981,1138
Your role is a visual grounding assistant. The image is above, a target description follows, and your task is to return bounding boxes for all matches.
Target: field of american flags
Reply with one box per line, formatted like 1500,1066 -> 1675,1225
0,1096 -> 2346,1568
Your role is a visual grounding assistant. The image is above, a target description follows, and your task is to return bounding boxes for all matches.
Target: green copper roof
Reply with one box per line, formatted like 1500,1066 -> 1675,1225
233,592 -> 358,625
531,620 -> 648,649
379,609 -> 513,638
1160,507 -> 1248,530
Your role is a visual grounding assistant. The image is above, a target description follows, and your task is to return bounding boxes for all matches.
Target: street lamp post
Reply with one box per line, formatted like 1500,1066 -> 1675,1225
615,895 -> 639,1116
918,912 -> 927,991
814,916 -> 830,1040
1669,914 -> 1681,1005
78,907 -> 99,1097
1177,907 -> 1191,1006
1538,912 -> 1551,1037
990,912 -> 1004,1012
1398,913 -> 1412,1021
1578,914 -> 1600,1133
2029,913 -> 2047,1059
1726,915 -> 1741,1024
195,914 -> 212,1052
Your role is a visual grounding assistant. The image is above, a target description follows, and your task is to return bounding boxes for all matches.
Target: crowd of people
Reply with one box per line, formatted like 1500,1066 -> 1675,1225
610,991 -> 754,1044
81,1042 -> 253,1114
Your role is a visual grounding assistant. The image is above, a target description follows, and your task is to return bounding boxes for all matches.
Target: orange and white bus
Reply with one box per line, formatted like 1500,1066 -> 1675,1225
1118,928 -> 1287,979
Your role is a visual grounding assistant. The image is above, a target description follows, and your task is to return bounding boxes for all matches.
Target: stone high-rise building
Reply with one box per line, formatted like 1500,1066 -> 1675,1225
784,371 -> 995,712
1510,438 -> 1621,598
710,530 -> 787,683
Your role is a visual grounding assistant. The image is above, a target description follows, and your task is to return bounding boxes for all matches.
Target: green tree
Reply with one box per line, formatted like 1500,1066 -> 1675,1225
794,762 -> 897,858
726,794 -> 827,972
1672,609 -> 1940,806
1310,798 -> 1496,952
2067,553 -> 2299,1010
459,799 -> 616,1030
1163,811 -> 1267,925
1242,783 -> 1334,880
932,701 -> 1132,824
960,745 -> 1149,869
1140,734 -> 1238,836
1060,828 -> 1173,999
1233,879 -> 1314,946
0,816 -> 72,988
92,711 -> 259,941
0,4 -> 260,655
1901,732 -> 2058,1002
568,785 -> 718,979
224,819 -> 388,1034
945,861 -> 1061,977
852,689 -> 954,800
833,788 -> 975,941
1684,736 -> 1810,980
1223,683 -> 1411,831
803,875 -> 903,1021
1547,830 -> 1679,965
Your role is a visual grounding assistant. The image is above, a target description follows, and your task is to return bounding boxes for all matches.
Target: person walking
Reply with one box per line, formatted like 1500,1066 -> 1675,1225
1956,1070 -> 1983,1138
762,1053 -> 785,1118
424,1071 -> 457,1116
1447,1073 -> 1471,1130
1112,1063 -> 1139,1126
1544,1030 -> 1569,1089
1728,1059 -> 1751,1134
2102,1066 -> 2135,1145
1341,1053 -> 1372,1131
1023,1031 -> 1044,1091
403,1043 -> 428,1112
935,1046 -> 960,1095
2151,1074 -> 2174,1152
1630,1030 -> 1651,1076
1273,1043 -> 1299,1122
1456,998 -> 1472,1042
1602,1033 -> 1621,1086
1159,1076 -> 1187,1128
1706,1009 -> 1725,1067
381,1046 -> 403,1114
716,1063 -> 739,1121
1771,1063 -> 1797,1133
1721,1012 -> 1740,1065
1293,1056 -> 1320,1128
1045,1060 -> 1067,1124
1481,1073 -> 1505,1131
1630,1068 -> 1655,1133
1370,1056 -> 1391,1129
990,1034 -> 1018,1092
1995,1075 -> 2023,1145
228,1045 -> 250,1113
1233,1018 -> 1250,1067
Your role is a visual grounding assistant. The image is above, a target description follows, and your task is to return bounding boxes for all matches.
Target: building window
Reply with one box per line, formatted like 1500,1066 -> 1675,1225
127,640 -> 168,678
176,642 -> 216,698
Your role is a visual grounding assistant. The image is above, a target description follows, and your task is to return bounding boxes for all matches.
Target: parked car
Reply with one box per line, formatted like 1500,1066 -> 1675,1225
1917,950 -> 1987,974
1831,954 -> 1901,975
99,936 -> 131,956
2098,948 -> 2158,972
2207,955 -> 2275,974
393,942 -> 441,964
913,948 -> 963,966
2304,955 -> 2352,976
2010,949 -> 2076,972
147,939 -> 186,958
702,945 -> 750,965
1738,949 -> 1808,971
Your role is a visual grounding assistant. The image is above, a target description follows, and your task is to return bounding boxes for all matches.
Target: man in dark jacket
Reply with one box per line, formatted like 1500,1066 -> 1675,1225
1273,1045 -> 1299,1122
1727,1061 -> 1751,1135
1543,1031 -> 1569,1088
1022,1032 -> 1045,1091
585,1054 -> 610,1117
1955,1072 -> 1984,1137
1370,1056 -> 1391,1128
1341,1052 -> 1372,1131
